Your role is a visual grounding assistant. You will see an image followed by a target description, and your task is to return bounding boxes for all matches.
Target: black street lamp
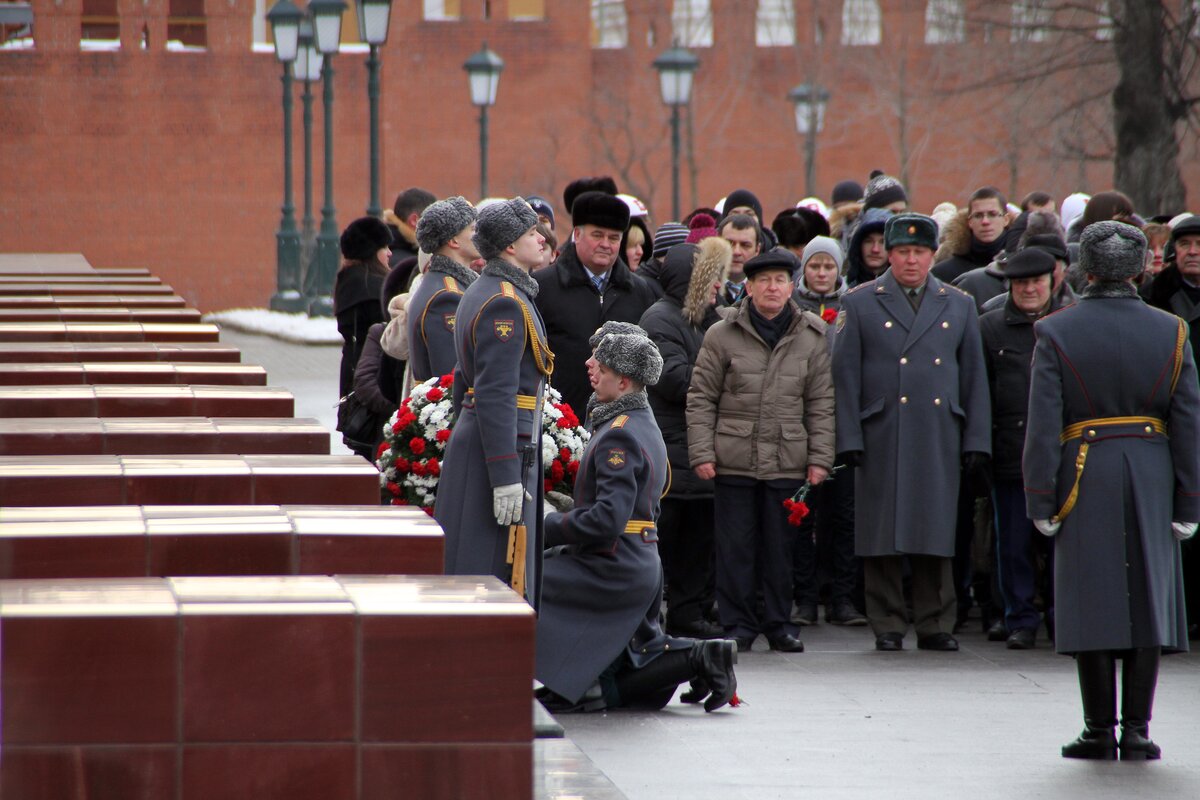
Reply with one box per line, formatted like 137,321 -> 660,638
293,20 -> 323,299
308,0 -> 346,317
267,0 -> 305,312
463,43 -> 503,200
788,83 -> 831,200
356,0 -> 393,218
653,45 -> 699,221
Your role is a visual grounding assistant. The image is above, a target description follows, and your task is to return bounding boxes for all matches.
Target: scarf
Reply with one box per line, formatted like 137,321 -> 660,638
748,301 -> 794,349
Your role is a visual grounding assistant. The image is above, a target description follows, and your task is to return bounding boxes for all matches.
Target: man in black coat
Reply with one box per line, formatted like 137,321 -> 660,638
980,248 -> 1066,650
932,186 -> 1010,284
534,191 -> 657,418
638,237 -> 731,638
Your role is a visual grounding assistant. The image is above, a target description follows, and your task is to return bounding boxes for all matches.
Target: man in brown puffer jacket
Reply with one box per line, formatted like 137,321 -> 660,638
686,250 -> 836,653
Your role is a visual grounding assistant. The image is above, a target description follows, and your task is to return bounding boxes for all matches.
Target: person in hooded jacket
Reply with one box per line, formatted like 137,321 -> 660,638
334,216 -> 393,400
638,237 -> 732,638
844,207 -> 893,287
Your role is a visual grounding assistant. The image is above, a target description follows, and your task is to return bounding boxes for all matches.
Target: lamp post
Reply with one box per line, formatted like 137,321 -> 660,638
788,82 -> 831,199
293,20 -> 323,299
463,43 -> 503,200
652,45 -> 699,221
267,0 -> 305,312
308,0 -> 346,317
356,0 -> 393,218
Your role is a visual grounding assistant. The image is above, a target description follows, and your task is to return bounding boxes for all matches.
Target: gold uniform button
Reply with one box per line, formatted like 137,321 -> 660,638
941,321 -> 950,329
885,321 -> 893,328
900,396 -> 909,404
1087,429 -> 1096,437
900,357 -> 908,365
1145,426 -> 1153,433
934,358 -> 942,365
934,398 -> 942,405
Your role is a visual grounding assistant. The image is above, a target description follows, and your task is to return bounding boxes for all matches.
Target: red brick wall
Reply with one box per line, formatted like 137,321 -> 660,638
0,0 -> 1191,311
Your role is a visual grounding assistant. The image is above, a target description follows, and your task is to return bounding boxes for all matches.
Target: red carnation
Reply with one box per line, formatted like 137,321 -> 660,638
422,506 -> 434,517
436,428 -> 451,443
401,397 -> 411,409
439,373 -> 454,387
549,460 -> 565,481
392,496 -> 408,505
394,457 -> 410,473
399,412 -> 418,428
385,481 -> 400,496
560,447 -> 572,461
544,478 -> 555,493
376,441 -> 390,459
821,308 -> 838,324
568,461 -> 579,476
426,457 -> 440,476
410,437 -> 426,455
426,387 -> 444,402
412,461 -> 427,477
557,416 -> 574,429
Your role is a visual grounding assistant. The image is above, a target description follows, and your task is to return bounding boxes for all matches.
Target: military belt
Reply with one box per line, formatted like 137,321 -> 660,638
1052,416 -> 1166,524
464,387 -> 538,410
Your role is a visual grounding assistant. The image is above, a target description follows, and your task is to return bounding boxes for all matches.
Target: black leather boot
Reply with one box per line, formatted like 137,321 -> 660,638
688,639 -> 738,712
613,649 -> 693,709
1118,647 -> 1162,760
1062,650 -> 1118,760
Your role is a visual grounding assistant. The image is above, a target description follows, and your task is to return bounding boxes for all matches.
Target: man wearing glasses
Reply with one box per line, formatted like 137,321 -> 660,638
933,186 -> 1011,284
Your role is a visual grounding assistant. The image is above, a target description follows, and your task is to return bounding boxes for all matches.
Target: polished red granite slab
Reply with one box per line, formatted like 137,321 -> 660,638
0,282 -> 176,296
0,322 -> 219,343
0,307 -> 202,324
0,294 -> 189,309
0,385 -> 293,417
0,454 -> 377,506
0,362 -> 267,386
0,575 -> 534,800
0,342 -> 242,362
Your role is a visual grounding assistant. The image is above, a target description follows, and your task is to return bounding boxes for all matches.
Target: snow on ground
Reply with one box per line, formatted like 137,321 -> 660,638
203,308 -> 342,345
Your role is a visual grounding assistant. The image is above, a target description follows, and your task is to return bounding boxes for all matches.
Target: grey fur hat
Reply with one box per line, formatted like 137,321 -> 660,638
1079,220 -> 1146,280
416,196 -> 476,254
588,320 -> 644,350
473,197 -> 539,260
593,330 -> 663,387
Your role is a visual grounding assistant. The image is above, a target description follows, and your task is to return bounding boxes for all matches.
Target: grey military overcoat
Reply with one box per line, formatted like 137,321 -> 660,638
406,255 -> 475,383
1023,292 -> 1200,654
536,401 -> 684,703
832,269 -> 991,557
434,260 -> 551,608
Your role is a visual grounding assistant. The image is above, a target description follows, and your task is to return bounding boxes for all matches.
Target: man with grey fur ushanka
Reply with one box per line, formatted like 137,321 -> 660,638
406,196 -> 479,383
1023,220 -> 1200,761
832,213 -> 991,653
536,325 -> 739,713
434,198 -> 554,608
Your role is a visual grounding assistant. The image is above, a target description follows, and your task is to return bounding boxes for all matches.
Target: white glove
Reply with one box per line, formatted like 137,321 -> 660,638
1033,518 -> 1061,537
493,483 -> 524,526
1172,521 -> 1198,541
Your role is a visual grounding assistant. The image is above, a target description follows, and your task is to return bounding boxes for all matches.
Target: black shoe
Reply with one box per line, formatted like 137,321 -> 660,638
826,600 -> 868,626
986,619 -> 1008,642
875,632 -> 903,651
668,618 -> 726,639
1006,629 -> 1035,650
679,677 -> 710,705
917,633 -> 959,651
1062,727 -> 1117,760
790,602 -> 818,626
733,635 -> 755,652
1118,726 -> 1162,760
688,639 -> 738,712
767,633 -> 805,652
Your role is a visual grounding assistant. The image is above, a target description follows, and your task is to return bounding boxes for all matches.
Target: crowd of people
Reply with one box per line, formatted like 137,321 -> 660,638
330,172 -> 1200,759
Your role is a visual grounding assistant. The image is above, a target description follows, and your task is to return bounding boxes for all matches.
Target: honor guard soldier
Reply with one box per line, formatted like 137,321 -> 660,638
536,325 -> 739,713
1024,221 -> 1200,761
407,196 -> 480,382
434,198 -> 554,607
832,213 -> 992,652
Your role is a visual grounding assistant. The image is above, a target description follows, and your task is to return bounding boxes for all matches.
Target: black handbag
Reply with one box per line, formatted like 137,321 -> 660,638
336,390 -> 389,455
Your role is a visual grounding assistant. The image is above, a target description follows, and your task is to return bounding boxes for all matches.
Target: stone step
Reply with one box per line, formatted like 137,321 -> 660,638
0,385 -> 293,417
0,342 -> 242,362
0,322 -> 219,342
0,362 -> 267,386
0,417 -> 327,456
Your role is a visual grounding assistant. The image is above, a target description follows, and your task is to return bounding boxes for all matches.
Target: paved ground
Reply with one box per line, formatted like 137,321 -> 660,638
227,328 -> 1200,800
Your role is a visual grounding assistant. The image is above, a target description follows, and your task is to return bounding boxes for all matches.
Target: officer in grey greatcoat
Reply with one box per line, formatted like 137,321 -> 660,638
536,325 -> 739,713
407,196 -> 480,383
832,213 -> 992,653
434,198 -> 554,608
1024,221 -> 1200,761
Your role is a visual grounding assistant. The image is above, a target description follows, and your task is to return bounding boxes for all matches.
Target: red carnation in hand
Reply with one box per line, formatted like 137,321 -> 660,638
821,308 -> 838,324
410,437 -> 426,455
782,498 -> 811,527
436,428 -> 451,443
426,387 -> 444,402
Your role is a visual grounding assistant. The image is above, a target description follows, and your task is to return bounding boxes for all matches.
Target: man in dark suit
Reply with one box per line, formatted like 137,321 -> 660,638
832,213 -> 992,652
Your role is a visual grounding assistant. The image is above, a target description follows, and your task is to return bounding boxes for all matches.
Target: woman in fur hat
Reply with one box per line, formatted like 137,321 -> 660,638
638,237 -> 732,639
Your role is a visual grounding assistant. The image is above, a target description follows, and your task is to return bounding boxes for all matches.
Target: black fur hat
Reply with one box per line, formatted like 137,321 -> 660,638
563,176 -> 619,220
340,216 -> 394,261
571,191 -> 631,232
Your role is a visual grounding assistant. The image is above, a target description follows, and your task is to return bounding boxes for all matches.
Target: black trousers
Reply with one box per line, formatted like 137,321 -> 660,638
657,496 -> 716,627
994,478 -> 1053,633
808,467 -> 861,607
714,478 -> 800,639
